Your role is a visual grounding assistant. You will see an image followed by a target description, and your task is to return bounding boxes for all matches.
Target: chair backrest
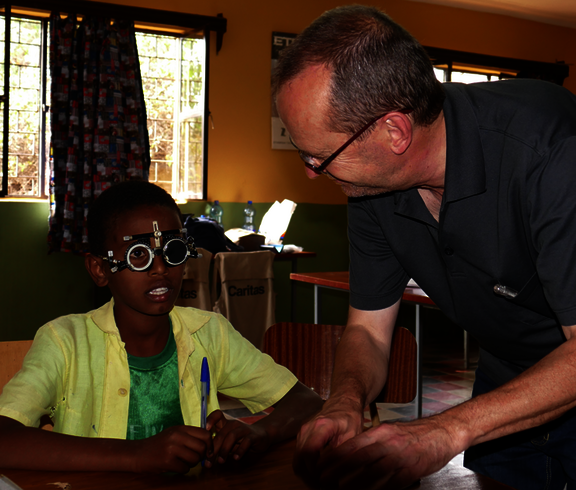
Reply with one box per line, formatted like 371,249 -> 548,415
374,326 -> 417,404
175,247 -> 214,311
263,323 -> 345,400
213,251 -> 275,349
0,340 -> 33,393
263,323 -> 417,404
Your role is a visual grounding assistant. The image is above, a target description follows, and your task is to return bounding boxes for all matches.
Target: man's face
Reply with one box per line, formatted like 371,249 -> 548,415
102,205 -> 185,321
276,64 -> 409,197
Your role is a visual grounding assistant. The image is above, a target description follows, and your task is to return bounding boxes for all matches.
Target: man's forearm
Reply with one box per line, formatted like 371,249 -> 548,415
432,335 -> 576,452
328,304 -> 400,410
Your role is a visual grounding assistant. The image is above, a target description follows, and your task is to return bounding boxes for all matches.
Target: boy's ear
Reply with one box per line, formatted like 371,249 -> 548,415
85,253 -> 110,287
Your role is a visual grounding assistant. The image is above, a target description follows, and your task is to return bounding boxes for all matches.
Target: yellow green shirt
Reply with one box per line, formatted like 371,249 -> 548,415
0,300 -> 297,438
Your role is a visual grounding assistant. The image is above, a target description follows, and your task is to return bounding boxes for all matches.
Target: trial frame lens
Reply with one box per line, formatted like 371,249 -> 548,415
101,221 -> 198,273
124,236 -> 191,272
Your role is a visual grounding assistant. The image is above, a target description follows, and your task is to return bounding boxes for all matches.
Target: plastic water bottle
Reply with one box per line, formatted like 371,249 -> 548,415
210,200 -> 224,227
243,200 -> 255,231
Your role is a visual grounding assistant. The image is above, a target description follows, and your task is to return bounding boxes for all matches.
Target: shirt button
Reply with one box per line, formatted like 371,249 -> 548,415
118,388 -> 128,396
444,247 -> 454,256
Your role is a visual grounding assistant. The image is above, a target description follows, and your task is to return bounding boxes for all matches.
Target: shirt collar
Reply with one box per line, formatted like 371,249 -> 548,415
442,83 -> 487,203
394,83 -> 487,223
90,299 -> 212,338
91,299 -> 120,335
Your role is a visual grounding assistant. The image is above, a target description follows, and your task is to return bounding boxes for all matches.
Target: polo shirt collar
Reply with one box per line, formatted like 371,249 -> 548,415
442,83 -> 487,203
394,187 -> 436,226
394,84 -> 487,222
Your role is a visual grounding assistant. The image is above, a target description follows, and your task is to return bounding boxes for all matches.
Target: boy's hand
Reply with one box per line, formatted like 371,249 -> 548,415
293,394 -> 364,485
132,425 -> 213,473
207,410 -> 271,464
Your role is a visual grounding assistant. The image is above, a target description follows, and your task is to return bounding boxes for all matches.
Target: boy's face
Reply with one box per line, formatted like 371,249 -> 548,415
95,205 -> 186,321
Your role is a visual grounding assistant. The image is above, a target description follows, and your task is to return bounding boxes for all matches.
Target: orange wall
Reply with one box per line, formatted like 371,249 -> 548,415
95,0 -> 576,205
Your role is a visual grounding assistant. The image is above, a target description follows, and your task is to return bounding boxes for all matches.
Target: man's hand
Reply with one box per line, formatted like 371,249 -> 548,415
130,425 -> 214,473
312,417 -> 461,489
293,396 -> 365,486
207,410 -> 271,464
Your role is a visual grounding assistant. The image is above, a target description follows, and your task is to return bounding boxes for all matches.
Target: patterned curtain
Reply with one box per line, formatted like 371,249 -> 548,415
47,14 -> 150,254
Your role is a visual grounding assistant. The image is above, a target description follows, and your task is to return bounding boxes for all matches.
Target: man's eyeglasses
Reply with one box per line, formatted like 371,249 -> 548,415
290,109 -> 412,175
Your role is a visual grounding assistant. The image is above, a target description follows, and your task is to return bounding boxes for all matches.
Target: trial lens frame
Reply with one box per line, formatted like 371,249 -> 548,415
103,221 -> 198,273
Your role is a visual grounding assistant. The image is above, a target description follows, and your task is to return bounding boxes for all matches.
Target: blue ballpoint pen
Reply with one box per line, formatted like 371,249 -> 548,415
200,357 -> 210,429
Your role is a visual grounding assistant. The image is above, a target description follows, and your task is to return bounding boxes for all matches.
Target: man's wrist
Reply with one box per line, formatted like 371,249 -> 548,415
324,392 -> 365,415
426,402 -> 477,453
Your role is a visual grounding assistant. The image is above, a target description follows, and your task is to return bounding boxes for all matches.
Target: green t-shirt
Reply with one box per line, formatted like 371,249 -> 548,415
126,326 -> 185,440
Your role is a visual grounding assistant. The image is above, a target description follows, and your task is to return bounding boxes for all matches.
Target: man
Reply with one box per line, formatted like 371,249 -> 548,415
273,5 -> 576,490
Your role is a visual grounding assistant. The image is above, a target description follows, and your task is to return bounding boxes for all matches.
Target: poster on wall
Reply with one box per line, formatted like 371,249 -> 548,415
271,32 -> 298,150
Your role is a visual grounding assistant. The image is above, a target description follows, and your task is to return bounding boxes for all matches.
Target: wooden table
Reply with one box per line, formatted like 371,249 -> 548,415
289,271 -> 438,418
0,439 -> 514,490
274,250 -> 317,273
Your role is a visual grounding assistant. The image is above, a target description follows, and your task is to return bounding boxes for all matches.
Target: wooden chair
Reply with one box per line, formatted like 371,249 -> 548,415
0,340 -> 53,430
263,323 -> 344,401
263,323 -> 417,425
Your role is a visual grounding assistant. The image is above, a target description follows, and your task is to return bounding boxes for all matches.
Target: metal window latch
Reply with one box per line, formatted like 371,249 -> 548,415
494,284 -> 518,299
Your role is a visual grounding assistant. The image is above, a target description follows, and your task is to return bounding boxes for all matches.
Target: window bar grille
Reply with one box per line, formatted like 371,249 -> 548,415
173,37 -> 182,198
39,17 -> 48,198
1,5 -> 11,197
201,29 -> 209,200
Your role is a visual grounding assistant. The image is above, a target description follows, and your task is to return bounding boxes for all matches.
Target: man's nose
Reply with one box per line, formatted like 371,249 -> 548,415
305,166 -> 322,180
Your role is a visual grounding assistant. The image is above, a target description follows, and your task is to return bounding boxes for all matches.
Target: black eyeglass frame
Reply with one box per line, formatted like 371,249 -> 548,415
290,109 -> 412,175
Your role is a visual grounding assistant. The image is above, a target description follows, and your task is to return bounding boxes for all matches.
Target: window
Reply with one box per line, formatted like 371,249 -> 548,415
0,15 -> 49,197
433,67 -> 510,83
426,46 -> 568,86
136,32 -> 205,200
0,2 -> 225,200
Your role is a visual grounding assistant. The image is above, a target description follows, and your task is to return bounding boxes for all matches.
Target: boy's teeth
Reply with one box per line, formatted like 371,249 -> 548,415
150,287 -> 169,295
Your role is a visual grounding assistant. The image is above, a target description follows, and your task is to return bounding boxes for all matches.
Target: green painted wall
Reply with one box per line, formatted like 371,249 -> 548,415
0,200 -> 349,341
1,202 -> 96,341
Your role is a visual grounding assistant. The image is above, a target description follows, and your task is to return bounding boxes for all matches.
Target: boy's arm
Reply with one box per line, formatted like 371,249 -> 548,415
257,381 -> 324,442
0,415 -> 213,473
210,381 -> 323,463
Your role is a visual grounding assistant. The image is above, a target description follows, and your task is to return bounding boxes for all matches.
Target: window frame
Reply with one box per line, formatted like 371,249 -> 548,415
425,46 -> 569,86
136,30 -> 209,200
0,0 -> 226,199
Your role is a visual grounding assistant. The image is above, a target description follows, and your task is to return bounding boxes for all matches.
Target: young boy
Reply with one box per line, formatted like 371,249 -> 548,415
0,181 -> 323,473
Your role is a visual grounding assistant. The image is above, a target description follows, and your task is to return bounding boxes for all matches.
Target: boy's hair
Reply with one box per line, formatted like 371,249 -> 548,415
87,180 -> 182,256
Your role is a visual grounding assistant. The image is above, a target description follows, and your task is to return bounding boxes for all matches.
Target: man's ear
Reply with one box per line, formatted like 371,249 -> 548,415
85,253 -> 109,287
382,112 -> 413,155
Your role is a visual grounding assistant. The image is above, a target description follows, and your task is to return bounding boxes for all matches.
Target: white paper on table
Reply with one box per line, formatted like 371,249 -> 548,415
259,199 -> 297,245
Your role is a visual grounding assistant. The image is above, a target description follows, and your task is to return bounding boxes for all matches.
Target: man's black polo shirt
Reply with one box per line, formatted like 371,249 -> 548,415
349,80 -> 576,386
